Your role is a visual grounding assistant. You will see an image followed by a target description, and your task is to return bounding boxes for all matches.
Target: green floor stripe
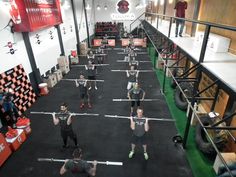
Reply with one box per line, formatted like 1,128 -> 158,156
148,45 -> 216,177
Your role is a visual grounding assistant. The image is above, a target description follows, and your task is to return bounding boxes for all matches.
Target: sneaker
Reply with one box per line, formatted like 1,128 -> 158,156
179,34 -> 183,37
80,103 -> 85,109
144,152 -> 149,160
95,86 -> 98,90
88,103 -> 92,109
175,34 -> 178,37
88,87 -> 92,90
128,151 -> 134,159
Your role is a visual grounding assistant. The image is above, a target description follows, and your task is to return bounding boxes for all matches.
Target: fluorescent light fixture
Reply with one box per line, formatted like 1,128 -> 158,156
160,0 -> 164,5
63,1 -> 70,10
104,5 -> 108,10
86,3 -> 91,10
154,0 -> 158,6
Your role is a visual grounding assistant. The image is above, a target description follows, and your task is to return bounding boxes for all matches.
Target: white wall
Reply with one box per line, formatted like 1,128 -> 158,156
0,0 -> 95,77
0,2 -> 32,75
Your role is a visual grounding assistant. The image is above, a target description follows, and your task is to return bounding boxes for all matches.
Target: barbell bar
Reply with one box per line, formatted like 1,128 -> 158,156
61,79 -> 105,82
37,158 -> 123,166
71,64 -> 109,67
30,111 -> 99,116
112,99 -> 161,102
104,114 -> 175,122
111,70 -> 154,72
116,60 -> 151,63
117,52 -> 147,55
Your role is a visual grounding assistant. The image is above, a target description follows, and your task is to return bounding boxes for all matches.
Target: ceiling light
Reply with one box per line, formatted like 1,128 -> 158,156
160,0 -> 164,5
104,5 -> 108,10
97,5 -> 101,10
154,0 -> 158,6
86,3 -> 91,10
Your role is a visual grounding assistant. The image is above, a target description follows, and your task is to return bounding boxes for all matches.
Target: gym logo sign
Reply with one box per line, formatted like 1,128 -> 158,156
117,0 -> 129,14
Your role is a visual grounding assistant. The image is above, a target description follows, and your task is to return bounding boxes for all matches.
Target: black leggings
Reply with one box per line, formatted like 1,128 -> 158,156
61,130 -> 77,146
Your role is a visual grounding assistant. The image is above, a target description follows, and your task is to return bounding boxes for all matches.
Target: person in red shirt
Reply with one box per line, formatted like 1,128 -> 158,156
174,0 -> 188,37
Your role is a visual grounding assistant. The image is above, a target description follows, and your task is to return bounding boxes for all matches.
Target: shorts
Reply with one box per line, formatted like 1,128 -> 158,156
80,93 -> 88,99
131,134 -> 147,145
127,82 -> 135,90
88,76 -> 96,80
131,100 -> 140,107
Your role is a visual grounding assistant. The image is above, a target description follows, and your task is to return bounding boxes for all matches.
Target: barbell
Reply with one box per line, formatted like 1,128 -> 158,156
112,99 -> 161,102
62,79 -> 105,82
30,111 -> 99,116
104,114 -> 175,122
37,158 -> 123,166
71,64 -> 109,67
111,69 -> 154,72
116,60 -> 151,63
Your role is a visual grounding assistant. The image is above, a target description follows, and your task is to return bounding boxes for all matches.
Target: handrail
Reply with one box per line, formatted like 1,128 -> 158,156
142,20 -> 235,177
146,12 -> 236,32
129,12 -> 145,32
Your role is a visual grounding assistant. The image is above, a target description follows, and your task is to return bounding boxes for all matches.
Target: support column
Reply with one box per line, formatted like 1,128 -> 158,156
22,32 -> 42,94
55,25 -> 65,56
71,0 -> 81,55
83,0 -> 91,48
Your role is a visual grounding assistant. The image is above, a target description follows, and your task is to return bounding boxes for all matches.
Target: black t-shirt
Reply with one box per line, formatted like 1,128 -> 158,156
127,70 -> 138,82
77,80 -> 87,94
129,88 -> 144,100
65,159 -> 92,174
57,111 -> 72,131
86,65 -> 96,77
133,117 -> 146,137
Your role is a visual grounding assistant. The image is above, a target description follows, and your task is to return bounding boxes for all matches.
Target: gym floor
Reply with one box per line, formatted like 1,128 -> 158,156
0,44 -> 193,177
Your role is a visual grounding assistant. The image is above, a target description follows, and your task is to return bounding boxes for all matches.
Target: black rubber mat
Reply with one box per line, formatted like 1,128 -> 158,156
0,44 -> 193,177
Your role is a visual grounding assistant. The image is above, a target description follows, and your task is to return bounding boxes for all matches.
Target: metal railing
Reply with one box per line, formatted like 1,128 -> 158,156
142,17 -> 236,177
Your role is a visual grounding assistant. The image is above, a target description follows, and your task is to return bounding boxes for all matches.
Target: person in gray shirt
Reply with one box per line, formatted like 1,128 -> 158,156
128,109 -> 149,160
128,83 -> 145,114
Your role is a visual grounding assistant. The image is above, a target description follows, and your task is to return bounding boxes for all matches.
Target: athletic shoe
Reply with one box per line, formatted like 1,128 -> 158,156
95,86 -> 98,90
88,103 -> 92,109
88,87 -> 92,90
128,151 -> 134,158
80,103 -> 85,109
179,34 -> 183,37
144,152 -> 149,160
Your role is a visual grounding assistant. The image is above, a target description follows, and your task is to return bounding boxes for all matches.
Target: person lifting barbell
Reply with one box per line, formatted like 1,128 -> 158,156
52,103 -> 78,150
85,61 -> 98,90
60,148 -> 97,176
75,73 -> 92,109
128,83 -> 145,115
126,66 -> 139,96
129,108 -> 149,160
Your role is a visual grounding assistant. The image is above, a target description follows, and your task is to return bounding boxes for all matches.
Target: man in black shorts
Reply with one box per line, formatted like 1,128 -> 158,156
128,83 -> 145,115
60,148 -> 97,176
128,109 -> 149,160
85,61 -> 97,90
75,73 -> 92,109
52,103 -> 78,149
